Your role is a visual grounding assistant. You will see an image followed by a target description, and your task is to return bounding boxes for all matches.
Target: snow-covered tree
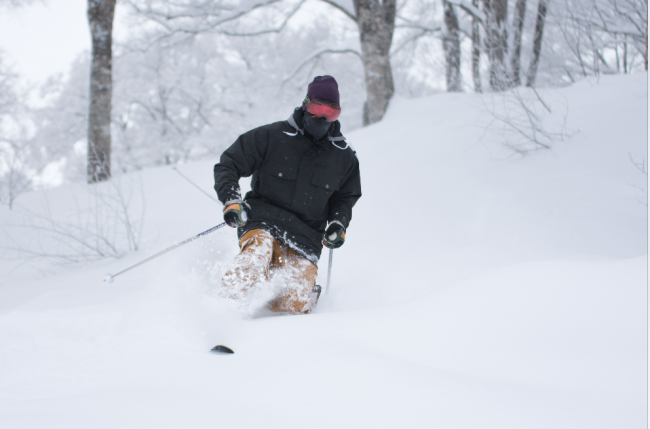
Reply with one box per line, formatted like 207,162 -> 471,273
0,53 -> 31,208
321,0 -> 398,125
125,0 -> 398,126
0,0 -> 40,7
442,0 -> 461,91
87,0 -> 116,183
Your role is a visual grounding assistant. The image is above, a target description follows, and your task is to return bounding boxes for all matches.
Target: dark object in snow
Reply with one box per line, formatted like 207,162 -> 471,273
211,345 -> 235,354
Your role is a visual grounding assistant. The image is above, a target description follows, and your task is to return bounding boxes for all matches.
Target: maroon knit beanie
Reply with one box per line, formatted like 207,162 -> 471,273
302,75 -> 340,109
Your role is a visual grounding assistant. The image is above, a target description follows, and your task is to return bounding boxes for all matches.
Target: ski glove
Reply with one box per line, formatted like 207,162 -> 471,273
223,200 -> 249,228
323,221 -> 346,249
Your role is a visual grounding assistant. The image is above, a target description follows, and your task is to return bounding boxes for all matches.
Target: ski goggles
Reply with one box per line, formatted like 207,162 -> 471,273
304,96 -> 341,122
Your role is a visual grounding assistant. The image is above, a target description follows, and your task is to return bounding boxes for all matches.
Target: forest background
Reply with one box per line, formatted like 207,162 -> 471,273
0,0 -> 647,207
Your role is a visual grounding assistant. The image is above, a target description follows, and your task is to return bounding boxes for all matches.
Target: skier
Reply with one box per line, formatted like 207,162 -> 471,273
213,76 -> 361,314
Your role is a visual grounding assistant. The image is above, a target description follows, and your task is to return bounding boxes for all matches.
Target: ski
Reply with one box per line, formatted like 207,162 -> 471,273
211,345 -> 235,354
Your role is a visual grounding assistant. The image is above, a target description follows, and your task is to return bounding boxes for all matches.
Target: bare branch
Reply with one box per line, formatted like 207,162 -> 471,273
1,174 -> 145,264
220,0 -> 307,36
283,49 -> 363,83
448,0 -> 483,24
318,0 -> 356,21
396,15 -> 442,32
126,0 -> 284,35
391,28 -> 442,57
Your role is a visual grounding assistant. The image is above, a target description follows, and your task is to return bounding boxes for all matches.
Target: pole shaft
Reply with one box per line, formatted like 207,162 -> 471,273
109,222 -> 226,280
172,167 -> 220,203
326,248 -> 333,294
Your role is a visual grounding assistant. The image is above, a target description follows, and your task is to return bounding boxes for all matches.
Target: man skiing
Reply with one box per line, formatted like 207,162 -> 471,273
213,76 -> 361,314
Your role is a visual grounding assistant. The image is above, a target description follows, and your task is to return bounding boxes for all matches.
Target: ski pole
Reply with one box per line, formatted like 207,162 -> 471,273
104,222 -> 227,283
172,166 -> 220,203
325,248 -> 333,294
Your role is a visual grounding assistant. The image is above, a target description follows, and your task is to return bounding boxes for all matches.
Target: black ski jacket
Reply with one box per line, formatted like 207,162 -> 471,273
213,108 -> 362,264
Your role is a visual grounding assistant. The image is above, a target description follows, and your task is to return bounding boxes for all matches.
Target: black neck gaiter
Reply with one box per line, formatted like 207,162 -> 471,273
303,114 -> 331,140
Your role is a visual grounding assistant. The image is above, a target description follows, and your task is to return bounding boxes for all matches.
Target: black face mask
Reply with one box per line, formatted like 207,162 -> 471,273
303,114 -> 331,140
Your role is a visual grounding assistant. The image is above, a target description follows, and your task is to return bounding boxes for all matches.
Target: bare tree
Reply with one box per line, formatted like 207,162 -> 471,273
539,0 -> 646,84
447,0 -> 481,91
353,0 -> 396,125
526,0 -> 548,86
483,0 -> 510,90
87,0 -> 116,183
443,0 -> 462,92
1,172 -> 145,264
596,0 -> 647,71
321,0 -> 396,125
481,85 -> 574,155
0,53 -> 33,208
0,0 -> 40,7
526,0 -> 549,86
129,0 -> 397,126
629,154 -> 647,206
471,0 -> 482,92
511,0 -> 527,86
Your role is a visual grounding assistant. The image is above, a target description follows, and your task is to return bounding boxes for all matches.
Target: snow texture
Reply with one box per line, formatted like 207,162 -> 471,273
0,73 -> 647,428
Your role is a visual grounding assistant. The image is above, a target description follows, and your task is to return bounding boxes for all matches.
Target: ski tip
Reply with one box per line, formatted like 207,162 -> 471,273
210,345 -> 235,354
104,273 -> 114,283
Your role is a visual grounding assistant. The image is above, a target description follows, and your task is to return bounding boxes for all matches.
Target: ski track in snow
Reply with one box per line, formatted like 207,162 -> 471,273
0,73 -> 647,428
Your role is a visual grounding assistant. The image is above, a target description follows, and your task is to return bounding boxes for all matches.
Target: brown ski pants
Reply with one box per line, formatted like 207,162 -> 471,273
221,229 -> 318,314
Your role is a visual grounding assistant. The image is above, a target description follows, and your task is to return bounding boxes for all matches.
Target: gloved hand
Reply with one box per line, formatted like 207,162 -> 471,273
223,200 -> 249,228
323,221 -> 345,249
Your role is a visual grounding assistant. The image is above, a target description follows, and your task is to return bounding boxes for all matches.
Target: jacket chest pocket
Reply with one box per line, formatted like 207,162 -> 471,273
311,165 -> 341,192
259,161 -> 298,208
292,164 -> 342,219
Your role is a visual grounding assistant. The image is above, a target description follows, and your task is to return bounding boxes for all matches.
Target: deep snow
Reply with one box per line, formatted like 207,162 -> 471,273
0,73 -> 647,428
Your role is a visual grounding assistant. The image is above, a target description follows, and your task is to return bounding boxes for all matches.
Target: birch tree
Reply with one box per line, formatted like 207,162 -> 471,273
442,0 -> 461,92
470,0 -> 482,92
526,0 -> 547,86
0,54 -> 30,208
87,0 -> 116,183
352,0 -> 397,125
483,0 -> 510,90
510,0 -> 527,86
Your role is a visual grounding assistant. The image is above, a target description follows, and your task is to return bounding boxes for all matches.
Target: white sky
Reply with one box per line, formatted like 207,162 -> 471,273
0,0 -> 90,85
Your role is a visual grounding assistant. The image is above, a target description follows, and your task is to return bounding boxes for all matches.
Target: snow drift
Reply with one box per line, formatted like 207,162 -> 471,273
0,73 -> 647,429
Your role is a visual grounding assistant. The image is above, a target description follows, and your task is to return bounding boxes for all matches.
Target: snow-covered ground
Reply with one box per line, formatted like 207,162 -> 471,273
0,74 -> 647,428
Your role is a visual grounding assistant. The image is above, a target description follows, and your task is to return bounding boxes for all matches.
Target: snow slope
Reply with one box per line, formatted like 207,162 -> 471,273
0,74 -> 647,428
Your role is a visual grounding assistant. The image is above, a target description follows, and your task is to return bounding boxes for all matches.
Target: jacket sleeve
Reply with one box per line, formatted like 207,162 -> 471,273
213,126 -> 269,204
327,155 -> 361,229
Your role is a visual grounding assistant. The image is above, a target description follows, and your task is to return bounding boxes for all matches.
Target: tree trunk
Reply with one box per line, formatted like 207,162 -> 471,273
510,0 -> 527,86
483,0 -> 509,91
471,0 -> 482,92
526,0 -> 548,87
87,0 -> 115,183
443,1 -> 462,92
353,0 -> 396,126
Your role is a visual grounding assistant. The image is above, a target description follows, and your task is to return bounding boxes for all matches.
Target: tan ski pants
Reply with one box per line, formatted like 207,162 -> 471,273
221,229 -> 318,314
